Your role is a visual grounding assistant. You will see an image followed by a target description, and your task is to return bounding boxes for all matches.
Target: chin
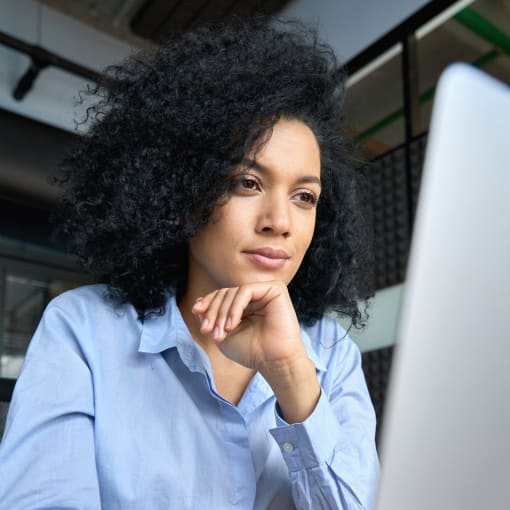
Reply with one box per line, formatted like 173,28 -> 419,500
245,271 -> 292,285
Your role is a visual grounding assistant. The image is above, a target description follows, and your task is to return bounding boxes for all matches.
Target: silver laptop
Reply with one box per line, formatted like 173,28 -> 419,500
374,63 -> 510,510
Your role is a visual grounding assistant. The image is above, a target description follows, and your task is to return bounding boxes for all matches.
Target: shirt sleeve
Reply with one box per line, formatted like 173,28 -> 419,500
0,303 -> 101,510
269,336 -> 379,510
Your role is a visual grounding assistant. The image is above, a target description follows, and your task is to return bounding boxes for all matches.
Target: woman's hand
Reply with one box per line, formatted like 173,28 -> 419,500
191,280 -> 301,369
192,281 -> 321,422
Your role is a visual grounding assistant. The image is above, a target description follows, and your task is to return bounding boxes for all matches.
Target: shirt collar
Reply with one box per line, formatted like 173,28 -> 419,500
138,293 -> 327,373
139,294 -> 211,373
138,294 -> 179,354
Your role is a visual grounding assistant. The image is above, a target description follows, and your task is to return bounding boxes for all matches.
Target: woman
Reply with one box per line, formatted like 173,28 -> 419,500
0,18 -> 378,510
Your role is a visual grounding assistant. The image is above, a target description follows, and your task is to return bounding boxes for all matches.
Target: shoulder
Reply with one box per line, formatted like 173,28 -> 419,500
46,284 -> 134,323
302,314 -> 362,372
25,285 -> 143,367
303,314 -> 356,351
37,284 -> 140,351
49,283 -> 109,309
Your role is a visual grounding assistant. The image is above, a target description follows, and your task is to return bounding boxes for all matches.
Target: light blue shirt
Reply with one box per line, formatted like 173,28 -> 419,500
0,284 -> 379,509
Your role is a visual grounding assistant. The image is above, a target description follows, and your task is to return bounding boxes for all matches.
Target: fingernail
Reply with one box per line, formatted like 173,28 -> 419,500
213,326 -> 220,339
225,317 -> 232,330
201,317 -> 208,329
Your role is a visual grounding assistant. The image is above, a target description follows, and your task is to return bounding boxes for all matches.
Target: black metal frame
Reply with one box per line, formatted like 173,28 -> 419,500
0,0 -> 461,102
346,0 -> 459,75
402,33 -> 418,233
0,378 -> 15,403
345,0 -> 460,234
0,30 -> 102,101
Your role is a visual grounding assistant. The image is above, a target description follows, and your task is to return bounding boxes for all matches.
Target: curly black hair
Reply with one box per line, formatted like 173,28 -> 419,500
54,17 -> 374,327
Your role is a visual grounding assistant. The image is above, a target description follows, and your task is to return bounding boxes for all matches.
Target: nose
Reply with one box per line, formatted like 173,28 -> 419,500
255,192 -> 291,237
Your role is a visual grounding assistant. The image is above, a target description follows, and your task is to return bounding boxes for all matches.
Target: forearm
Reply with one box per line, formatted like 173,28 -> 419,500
267,328 -> 380,510
259,354 -> 321,424
269,389 -> 379,510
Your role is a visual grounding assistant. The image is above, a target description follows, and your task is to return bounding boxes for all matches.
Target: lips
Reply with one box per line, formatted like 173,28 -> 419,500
242,247 -> 290,270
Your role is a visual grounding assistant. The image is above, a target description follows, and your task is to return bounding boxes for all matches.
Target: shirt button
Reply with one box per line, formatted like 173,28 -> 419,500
282,442 -> 294,453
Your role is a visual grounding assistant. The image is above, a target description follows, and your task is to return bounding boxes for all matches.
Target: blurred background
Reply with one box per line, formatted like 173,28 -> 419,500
1,0 -> 509,440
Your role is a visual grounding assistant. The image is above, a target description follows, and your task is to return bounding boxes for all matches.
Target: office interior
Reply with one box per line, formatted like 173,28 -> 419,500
0,0 -> 509,441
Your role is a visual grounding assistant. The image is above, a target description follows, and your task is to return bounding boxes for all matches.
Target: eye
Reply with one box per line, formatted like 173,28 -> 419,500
240,177 -> 259,190
230,175 -> 261,193
293,190 -> 318,207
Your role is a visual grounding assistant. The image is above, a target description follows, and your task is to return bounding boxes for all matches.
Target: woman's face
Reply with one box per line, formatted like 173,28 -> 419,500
186,118 -> 321,296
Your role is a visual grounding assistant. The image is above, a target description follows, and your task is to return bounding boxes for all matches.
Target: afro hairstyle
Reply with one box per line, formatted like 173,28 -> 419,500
55,17 -> 374,327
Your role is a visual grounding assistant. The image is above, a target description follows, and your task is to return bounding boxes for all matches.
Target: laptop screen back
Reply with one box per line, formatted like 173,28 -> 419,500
375,64 -> 510,510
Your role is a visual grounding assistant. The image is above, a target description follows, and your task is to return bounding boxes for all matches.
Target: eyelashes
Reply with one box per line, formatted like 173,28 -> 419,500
293,191 -> 318,206
229,174 -> 319,207
233,175 -> 260,191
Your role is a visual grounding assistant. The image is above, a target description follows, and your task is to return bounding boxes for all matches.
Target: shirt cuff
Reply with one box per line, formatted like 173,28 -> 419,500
269,388 -> 342,472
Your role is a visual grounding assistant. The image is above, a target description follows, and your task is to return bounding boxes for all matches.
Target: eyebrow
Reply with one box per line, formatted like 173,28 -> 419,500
241,158 -> 322,187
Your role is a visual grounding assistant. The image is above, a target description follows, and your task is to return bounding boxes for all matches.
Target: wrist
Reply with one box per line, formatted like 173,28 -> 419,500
260,355 -> 321,424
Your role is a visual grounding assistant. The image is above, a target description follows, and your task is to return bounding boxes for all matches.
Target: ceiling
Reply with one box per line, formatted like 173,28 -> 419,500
39,0 -> 293,47
37,0 -> 510,158
2,0 -> 509,202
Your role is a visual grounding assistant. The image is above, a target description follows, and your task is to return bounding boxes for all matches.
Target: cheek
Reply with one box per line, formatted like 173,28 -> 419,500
301,213 -> 317,247
217,203 -> 253,241
292,217 -> 316,270
188,215 -> 239,263
187,227 -> 216,264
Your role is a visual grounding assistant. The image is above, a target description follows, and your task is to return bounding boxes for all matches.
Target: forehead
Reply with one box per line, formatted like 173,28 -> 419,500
248,119 -> 321,178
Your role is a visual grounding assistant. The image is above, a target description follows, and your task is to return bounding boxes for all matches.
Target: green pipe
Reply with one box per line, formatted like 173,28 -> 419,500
355,7 -> 510,144
454,7 -> 510,57
416,48 -> 500,113
355,48 -> 502,143
355,107 -> 405,143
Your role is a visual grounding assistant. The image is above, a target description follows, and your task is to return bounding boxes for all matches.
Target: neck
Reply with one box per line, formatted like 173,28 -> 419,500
179,285 -> 229,359
178,283 -> 256,405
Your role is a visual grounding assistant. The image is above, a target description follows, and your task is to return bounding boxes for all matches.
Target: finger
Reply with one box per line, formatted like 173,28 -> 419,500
198,288 -> 230,337
241,280 -> 288,312
226,284 -> 268,330
191,290 -> 221,333
191,293 -> 214,315
212,287 -> 240,341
